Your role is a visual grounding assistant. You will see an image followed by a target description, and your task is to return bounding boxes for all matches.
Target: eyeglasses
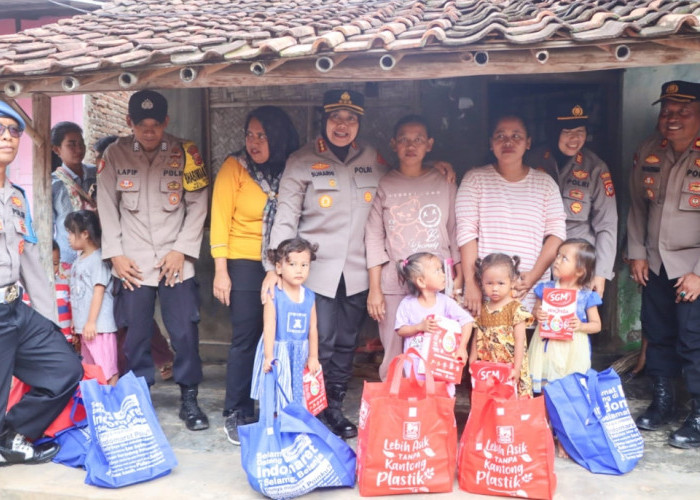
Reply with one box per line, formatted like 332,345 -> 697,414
395,136 -> 429,147
245,130 -> 268,142
492,133 -> 526,143
0,124 -> 22,138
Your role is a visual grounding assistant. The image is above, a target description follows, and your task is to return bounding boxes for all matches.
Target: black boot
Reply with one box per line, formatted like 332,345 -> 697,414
179,385 -> 209,431
0,427 -> 60,467
636,377 -> 675,431
322,384 -> 357,439
668,398 -> 700,449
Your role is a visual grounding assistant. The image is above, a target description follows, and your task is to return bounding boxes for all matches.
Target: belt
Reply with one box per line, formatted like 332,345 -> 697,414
0,283 -> 20,304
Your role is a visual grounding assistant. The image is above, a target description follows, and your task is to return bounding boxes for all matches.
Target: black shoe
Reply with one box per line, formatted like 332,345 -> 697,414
669,399 -> 700,449
636,377 -> 675,431
322,407 -> 357,439
224,411 -> 245,445
0,430 -> 60,467
179,385 -> 209,431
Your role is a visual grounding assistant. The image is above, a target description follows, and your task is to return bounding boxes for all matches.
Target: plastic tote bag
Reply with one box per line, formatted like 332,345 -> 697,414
80,371 -> 178,487
458,380 -> 557,500
543,367 -> 644,475
239,364 -> 356,499
357,351 -> 457,496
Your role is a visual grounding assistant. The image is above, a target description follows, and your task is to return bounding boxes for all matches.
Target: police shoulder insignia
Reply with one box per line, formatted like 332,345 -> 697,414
317,138 -> 327,153
604,179 -> 615,197
660,139 -> 668,149
694,138 -> 700,150
695,158 -> 700,168
377,153 -> 388,166
575,152 -> 583,164
544,150 -> 550,160
182,140 -> 209,191
646,188 -> 655,200
351,141 -> 358,149
97,159 -> 106,174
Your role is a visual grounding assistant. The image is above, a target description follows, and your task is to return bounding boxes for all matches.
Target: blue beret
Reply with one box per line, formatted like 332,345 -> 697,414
0,101 -> 26,131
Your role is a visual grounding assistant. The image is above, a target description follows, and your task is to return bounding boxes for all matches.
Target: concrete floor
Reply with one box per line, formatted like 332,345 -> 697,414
1,356 -> 700,499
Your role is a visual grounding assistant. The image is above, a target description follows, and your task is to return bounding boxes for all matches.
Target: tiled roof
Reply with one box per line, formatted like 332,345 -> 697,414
0,0 -> 698,83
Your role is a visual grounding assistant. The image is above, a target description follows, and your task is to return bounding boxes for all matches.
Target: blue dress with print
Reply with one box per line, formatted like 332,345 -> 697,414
250,286 -> 315,410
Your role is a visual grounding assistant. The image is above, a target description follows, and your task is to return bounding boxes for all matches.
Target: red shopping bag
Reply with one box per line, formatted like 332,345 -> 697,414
7,363 -> 106,438
458,380 -> 556,499
357,350 -> 457,496
469,360 -> 516,395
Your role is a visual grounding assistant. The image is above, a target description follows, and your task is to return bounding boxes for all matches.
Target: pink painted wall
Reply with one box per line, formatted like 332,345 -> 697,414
2,15 -> 84,206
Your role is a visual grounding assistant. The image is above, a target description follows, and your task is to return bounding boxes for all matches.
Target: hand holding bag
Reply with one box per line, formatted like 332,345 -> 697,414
357,350 -> 457,496
239,363 -> 356,499
80,371 -> 178,488
543,367 -> 644,475
458,380 -> 557,499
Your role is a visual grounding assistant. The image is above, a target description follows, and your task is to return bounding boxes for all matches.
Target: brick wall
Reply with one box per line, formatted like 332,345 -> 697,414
83,91 -> 132,164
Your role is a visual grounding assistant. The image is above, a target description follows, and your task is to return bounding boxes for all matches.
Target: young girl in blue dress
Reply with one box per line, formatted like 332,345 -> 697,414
251,238 -> 321,409
528,238 -> 602,393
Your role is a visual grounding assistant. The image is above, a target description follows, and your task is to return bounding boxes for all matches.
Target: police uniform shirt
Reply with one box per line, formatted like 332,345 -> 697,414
529,146 -> 618,280
0,181 -> 55,320
269,136 -> 388,298
97,133 -> 208,286
627,133 -> 700,279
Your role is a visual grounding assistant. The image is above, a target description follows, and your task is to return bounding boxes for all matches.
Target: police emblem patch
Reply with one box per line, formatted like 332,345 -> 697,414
570,201 -> 582,214
569,189 -> 584,200
689,182 -> 700,193
329,179 -> 337,187
169,193 -> 180,205
644,176 -> 655,186
319,195 -> 332,208
364,191 -> 373,203
604,179 -> 615,197
141,98 -> 154,110
646,188 -> 655,200
666,83 -> 679,94
690,195 -> 700,208
119,179 -> 134,189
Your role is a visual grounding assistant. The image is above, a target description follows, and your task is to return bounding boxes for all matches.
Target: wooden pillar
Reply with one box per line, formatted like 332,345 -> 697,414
31,93 -> 54,282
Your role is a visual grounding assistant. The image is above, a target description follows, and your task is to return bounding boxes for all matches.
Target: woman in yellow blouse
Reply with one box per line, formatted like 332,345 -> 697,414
210,106 -> 299,444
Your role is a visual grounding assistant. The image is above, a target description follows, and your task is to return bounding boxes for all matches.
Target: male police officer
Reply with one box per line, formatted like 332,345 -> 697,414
97,90 -> 210,431
0,101 -> 83,465
628,80 -> 700,448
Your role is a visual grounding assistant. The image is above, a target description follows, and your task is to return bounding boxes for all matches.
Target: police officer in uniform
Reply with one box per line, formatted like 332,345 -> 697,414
262,90 -> 387,438
97,90 -> 210,431
0,101 -> 83,465
628,80 -> 700,448
527,100 -> 618,296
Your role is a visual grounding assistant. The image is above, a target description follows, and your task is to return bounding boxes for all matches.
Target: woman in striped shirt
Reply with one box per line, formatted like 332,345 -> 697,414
456,115 -> 566,316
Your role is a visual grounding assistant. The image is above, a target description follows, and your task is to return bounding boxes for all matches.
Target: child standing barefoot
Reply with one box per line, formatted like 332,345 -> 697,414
472,253 -> 534,397
528,238 -> 602,393
65,210 -> 118,385
395,252 -> 473,386
251,238 -> 321,410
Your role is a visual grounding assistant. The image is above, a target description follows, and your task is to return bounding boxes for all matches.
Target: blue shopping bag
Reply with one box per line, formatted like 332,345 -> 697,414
543,368 -> 644,475
52,426 -> 92,468
80,371 -> 178,487
239,363 -> 356,499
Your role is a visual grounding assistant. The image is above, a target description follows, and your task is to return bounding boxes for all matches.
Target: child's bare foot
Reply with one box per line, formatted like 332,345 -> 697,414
556,440 -> 569,459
